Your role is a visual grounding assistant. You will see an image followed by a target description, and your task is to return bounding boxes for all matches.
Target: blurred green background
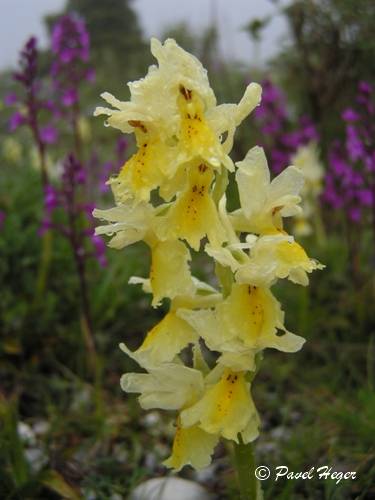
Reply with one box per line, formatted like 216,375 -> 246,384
1,0 -> 374,498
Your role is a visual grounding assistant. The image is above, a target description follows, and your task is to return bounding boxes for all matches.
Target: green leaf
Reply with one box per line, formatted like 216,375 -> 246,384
41,470 -> 81,500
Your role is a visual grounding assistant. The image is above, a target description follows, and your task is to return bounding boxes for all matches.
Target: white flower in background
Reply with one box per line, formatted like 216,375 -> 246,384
291,141 -> 324,236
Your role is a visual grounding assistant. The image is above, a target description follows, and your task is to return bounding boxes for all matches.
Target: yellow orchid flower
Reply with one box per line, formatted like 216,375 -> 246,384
232,146 -> 304,235
93,200 -> 155,249
95,39 -> 262,202
164,417 -> 219,471
120,348 -> 221,471
180,368 -> 259,443
156,160 -> 227,251
205,217 -> 323,288
292,141 -> 324,198
149,239 -> 195,306
124,312 -> 197,367
2,137 -> 22,164
119,277 -> 221,367
291,142 -> 324,237
293,216 -> 313,237
94,200 -> 198,305
120,361 -> 204,411
179,283 -> 305,367
176,84 -> 233,170
95,38 -> 261,146
94,36 -> 324,488
165,368 -> 259,470
113,124 -> 177,203
129,275 -> 222,310
236,233 -> 324,287
94,38 -> 216,136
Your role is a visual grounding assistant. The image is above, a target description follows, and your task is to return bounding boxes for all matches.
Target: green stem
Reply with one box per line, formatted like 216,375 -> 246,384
215,262 -> 233,298
79,312 -> 97,375
80,312 -> 103,419
35,230 -> 53,301
313,202 -> 326,247
298,285 -> 310,334
234,438 -> 259,500
212,168 -> 228,205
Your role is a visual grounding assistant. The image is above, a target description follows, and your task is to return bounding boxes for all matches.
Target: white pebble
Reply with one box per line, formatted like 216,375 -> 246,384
130,477 -> 212,500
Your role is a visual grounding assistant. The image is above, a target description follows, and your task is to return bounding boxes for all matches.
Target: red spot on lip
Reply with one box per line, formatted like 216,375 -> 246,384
179,85 -> 192,100
128,120 -> 147,133
272,206 -> 283,215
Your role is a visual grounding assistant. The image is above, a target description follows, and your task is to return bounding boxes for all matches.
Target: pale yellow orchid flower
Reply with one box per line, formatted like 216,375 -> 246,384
232,146 -> 304,235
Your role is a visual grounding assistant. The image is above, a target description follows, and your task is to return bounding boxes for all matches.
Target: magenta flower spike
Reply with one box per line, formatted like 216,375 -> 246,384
51,13 -> 94,111
43,154 -> 107,268
253,79 -> 318,174
323,82 -> 375,226
6,36 -> 59,184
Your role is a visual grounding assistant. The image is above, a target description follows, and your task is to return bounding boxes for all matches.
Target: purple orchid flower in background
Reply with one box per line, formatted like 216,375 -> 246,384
51,14 -> 90,63
9,111 -> 26,132
253,79 -> 318,173
41,154 -> 107,268
49,13 -> 94,159
8,13 -> 129,291
84,136 -> 128,196
40,124 -> 59,145
4,92 -> 18,106
42,153 -> 101,359
323,82 -> 375,225
51,14 -> 94,109
99,136 -> 128,193
5,13 -> 119,354
5,36 -> 58,185
38,153 -> 110,362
